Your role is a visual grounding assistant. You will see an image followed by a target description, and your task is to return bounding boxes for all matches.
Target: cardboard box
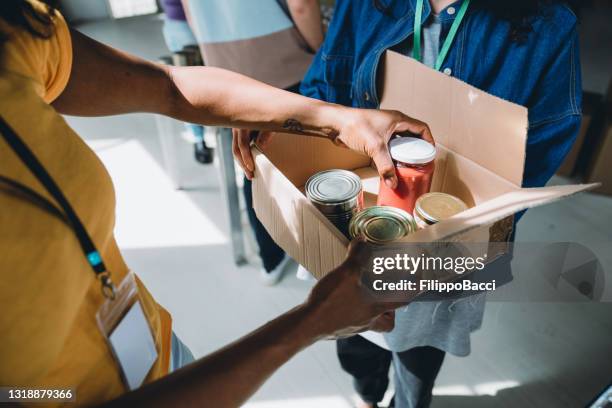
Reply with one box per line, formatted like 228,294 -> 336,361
252,51 -> 598,278
556,91 -> 602,177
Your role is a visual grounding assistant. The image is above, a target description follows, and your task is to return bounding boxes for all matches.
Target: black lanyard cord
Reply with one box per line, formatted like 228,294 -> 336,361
0,116 -> 116,299
0,174 -> 67,221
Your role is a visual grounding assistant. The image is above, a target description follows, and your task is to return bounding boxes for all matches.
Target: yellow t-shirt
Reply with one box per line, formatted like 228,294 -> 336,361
0,3 -> 172,406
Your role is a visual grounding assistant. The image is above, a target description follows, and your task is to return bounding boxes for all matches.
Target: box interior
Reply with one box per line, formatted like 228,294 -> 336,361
258,132 -> 518,220
251,50 -> 597,278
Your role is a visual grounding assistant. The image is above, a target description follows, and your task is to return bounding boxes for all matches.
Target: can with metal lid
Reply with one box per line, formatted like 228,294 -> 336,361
349,206 -> 417,244
306,169 -> 364,237
413,192 -> 468,229
377,136 -> 436,213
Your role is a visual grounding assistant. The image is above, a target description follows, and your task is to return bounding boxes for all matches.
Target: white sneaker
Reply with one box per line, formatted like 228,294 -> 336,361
259,255 -> 291,286
296,264 -> 316,281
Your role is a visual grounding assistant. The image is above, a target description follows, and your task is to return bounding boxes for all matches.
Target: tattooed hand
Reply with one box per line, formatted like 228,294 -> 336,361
231,104 -> 433,189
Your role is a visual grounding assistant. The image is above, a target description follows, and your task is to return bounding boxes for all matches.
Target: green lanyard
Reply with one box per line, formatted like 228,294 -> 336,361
413,0 -> 470,71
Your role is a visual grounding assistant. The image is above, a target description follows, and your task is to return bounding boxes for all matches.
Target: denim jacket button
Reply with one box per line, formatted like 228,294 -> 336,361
447,6 -> 456,15
443,67 -> 452,76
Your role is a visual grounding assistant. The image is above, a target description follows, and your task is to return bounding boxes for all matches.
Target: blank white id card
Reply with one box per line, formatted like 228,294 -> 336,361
96,272 -> 158,391
109,301 -> 158,390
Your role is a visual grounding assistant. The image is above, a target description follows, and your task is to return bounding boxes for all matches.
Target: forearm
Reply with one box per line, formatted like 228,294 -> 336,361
53,29 -> 343,139
53,29 -> 432,187
165,65 -> 342,139
103,304 -> 325,407
287,0 -> 324,52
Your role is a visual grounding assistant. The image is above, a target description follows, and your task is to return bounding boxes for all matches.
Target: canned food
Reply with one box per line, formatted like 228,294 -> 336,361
377,136 -> 436,213
306,169 -> 364,237
413,192 -> 468,229
349,206 -> 417,244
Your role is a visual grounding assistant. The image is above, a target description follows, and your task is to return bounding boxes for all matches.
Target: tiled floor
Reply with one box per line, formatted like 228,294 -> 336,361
64,14 -> 612,408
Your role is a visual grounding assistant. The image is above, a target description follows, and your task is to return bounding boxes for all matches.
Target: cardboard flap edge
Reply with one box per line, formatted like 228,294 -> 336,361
401,183 -> 600,242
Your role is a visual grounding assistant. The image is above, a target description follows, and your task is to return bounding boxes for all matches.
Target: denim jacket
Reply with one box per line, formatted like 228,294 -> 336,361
301,0 -> 582,188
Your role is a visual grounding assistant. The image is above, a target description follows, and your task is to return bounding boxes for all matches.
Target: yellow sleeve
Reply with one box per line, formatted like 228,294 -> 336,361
42,9 -> 73,103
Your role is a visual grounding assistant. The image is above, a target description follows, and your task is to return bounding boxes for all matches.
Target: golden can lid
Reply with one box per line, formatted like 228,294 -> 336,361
414,192 -> 468,224
349,206 -> 417,244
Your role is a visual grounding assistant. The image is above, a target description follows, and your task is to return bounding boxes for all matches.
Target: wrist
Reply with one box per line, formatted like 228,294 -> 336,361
314,102 -> 347,141
291,301 -> 331,345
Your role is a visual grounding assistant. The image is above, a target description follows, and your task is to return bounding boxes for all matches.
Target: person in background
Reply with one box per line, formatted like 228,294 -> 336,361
184,0 -> 324,285
160,0 -> 212,164
296,0 -> 582,407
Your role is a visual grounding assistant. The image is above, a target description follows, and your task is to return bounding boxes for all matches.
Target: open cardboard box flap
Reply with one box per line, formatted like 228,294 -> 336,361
380,51 -> 529,187
252,51 -> 598,278
400,183 -> 598,243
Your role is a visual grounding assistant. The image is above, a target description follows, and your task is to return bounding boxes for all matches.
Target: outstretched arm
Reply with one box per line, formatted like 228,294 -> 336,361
52,29 -> 433,189
52,30 -> 333,136
107,304 -> 324,408
99,240 -> 398,408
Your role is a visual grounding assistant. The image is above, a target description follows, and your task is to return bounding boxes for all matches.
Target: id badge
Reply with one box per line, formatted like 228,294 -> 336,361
96,272 -> 158,390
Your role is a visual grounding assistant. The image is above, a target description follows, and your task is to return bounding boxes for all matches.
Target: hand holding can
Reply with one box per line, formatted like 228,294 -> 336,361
377,136 -> 436,213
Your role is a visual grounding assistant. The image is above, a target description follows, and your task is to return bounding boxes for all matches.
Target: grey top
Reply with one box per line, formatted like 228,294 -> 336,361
363,14 -> 486,356
420,13 -> 443,68
393,13 -> 442,67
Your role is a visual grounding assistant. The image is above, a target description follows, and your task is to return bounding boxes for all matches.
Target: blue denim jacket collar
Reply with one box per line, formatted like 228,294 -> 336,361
409,0 -> 465,23
356,0 -> 465,108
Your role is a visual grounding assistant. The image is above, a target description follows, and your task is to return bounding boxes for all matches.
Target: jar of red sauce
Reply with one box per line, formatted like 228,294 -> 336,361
377,136 -> 436,213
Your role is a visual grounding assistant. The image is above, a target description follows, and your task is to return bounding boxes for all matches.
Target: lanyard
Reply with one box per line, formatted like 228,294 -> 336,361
0,116 -> 116,299
413,0 -> 470,71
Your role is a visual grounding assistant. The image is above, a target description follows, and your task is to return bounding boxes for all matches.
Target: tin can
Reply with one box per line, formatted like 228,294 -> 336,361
306,169 -> 364,237
413,192 -> 468,229
349,206 -> 417,244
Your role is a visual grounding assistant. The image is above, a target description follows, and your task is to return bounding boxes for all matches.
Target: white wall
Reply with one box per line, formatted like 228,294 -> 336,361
60,0 -> 159,22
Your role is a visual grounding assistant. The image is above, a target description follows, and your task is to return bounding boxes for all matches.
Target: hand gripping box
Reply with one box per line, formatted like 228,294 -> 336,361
251,51 -> 598,279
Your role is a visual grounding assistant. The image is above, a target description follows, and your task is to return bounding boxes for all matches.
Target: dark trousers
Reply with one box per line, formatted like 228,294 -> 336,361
337,335 -> 445,407
243,177 -> 285,271
241,82 -> 301,272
